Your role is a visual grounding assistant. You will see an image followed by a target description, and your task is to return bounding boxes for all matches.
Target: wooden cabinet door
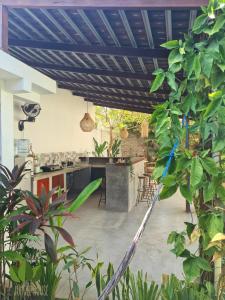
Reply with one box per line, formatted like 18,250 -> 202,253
37,178 -> 49,197
52,174 -> 65,201
52,174 -> 64,190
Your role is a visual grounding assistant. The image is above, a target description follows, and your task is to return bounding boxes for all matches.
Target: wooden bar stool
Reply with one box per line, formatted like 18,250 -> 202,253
98,177 -> 106,207
136,175 -> 149,205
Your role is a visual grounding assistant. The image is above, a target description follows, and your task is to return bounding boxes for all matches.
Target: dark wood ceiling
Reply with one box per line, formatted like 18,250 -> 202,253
7,3 -> 203,112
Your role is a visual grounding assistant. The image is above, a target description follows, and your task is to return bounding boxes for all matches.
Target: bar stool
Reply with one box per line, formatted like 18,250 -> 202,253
136,175 -> 157,206
98,177 -> 106,207
136,175 -> 149,205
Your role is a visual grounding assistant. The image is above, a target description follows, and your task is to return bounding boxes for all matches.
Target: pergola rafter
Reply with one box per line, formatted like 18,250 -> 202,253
1,0 -> 208,9
0,0 -> 205,112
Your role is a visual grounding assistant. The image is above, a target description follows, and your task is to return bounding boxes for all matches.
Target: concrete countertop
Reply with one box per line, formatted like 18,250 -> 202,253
33,158 -> 144,180
33,164 -> 90,180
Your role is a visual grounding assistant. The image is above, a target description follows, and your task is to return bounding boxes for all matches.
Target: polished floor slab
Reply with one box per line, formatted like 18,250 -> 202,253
57,190 -> 194,299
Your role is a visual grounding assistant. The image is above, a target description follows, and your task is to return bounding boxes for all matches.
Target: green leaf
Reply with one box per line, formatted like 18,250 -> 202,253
201,54 -> 213,78
182,94 -> 196,114
185,222 -> 196,239
162,175 -> 177,187
152,165 -> 164,180
217,63 -> 225,72
180,185 -> 193,204
196,257 -> 212,272
208,90 -> 223,100
208,214 -> 224,239
217,185 -> 225,200
211,66 -> 225,89
68,178 -> 102,213
9,266 -> 21,283
185,54 -> 195,78
18,260 -> 27,282
169,63 -> 182,73
73,281 -> 80,297
183,257 -> 200,280
32,265 -> 42,281
209,14 -> 225,35
166,72 -> 177,91
204,96 -> 222,118
193,55 -> 201,78
160,185 -> 178,200
192,14 -> 208,33
161,40 -> 179,49
190,158 -> 203,187
167,231 -> 177,244
213,139 -> 225,152
200,157 -> 218,175
1,251 -> 25,262
168,49 -> 183,67
203,182 -> 215,203
150,72 -> 165,93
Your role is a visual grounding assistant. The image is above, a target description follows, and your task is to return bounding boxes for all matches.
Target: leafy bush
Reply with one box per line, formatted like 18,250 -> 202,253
0,163 -> 101,299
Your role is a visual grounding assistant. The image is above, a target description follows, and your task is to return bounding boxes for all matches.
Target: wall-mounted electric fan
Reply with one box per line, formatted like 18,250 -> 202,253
18,103 -> 41,131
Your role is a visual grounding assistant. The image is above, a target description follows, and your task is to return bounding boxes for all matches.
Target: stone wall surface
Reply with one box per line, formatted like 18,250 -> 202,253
121,133 -> 147,157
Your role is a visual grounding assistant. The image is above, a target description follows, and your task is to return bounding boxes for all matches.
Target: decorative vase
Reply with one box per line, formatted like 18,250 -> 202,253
140,120 -> 149,138
120,128 -> 129,139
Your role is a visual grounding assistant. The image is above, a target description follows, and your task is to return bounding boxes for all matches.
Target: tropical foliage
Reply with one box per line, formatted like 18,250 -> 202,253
91,262 -> 217,300
150,0 -> 225,284
95,106 -> 150,134
111,139 -> 122,158
0,162 -> 101,299
93,137 -> 108,157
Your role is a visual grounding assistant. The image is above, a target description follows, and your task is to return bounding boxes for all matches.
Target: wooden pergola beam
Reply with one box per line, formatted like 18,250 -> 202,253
2,0 -> 208,9
58,82 -> 169,95
88,98 -> 152,112
9,39 -> 169,59
93,102 -> 151,113
58,81 -> 149,93
73,89 -> 164,102
0,5 -> 8,51
26,61 -> 153,80
83,95 -> 159,107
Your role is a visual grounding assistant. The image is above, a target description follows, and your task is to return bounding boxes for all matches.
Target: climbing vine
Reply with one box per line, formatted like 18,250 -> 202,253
151,0 -> 225,284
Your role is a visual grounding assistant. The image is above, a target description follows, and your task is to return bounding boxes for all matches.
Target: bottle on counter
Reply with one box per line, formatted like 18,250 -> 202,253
26,144 -> 35,175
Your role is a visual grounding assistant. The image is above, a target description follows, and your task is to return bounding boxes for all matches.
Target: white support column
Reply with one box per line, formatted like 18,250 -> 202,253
0,88 -> 14,169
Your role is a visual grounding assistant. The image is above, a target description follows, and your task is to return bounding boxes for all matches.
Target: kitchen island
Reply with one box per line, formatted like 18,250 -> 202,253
106,158 -> 145,212
33,157 -> 145,212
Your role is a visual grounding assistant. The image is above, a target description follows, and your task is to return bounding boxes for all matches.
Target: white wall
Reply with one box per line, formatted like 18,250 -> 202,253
14,88 -> 96,154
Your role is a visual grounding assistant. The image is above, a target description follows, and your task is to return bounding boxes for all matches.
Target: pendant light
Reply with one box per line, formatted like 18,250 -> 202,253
120,127 -> 129,139
140,120 -> 149,138
80,102 -> 95,132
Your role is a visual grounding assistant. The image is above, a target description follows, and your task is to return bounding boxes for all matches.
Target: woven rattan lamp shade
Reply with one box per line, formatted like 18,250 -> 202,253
140,120 -> 149,138
120,127 -> 129,139
80,112 -> 95,132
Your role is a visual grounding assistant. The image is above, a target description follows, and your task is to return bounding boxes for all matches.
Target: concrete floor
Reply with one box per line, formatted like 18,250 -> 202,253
57,190 -> 194,299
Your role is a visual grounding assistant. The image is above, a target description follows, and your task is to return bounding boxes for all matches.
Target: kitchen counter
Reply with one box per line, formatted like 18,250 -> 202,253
33,164 -> 90,179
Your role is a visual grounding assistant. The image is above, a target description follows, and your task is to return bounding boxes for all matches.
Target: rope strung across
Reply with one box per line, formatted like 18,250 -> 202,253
98,116 -> 187,300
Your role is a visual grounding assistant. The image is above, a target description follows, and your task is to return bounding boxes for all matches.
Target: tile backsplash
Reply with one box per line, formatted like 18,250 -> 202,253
35,151 -> 90,166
